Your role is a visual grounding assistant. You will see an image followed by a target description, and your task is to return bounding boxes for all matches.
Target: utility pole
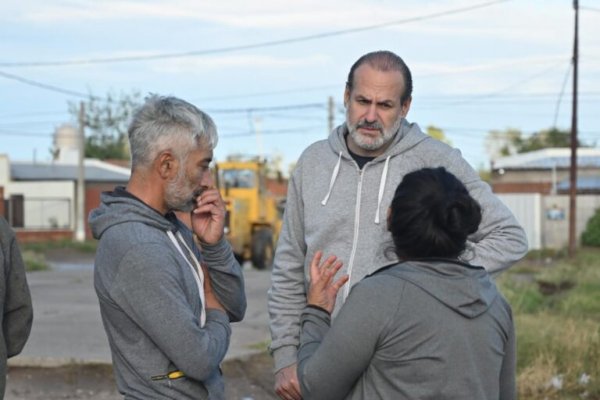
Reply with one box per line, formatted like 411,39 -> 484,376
327,96 -> 335,134
568,0 -> 579,257
75,102 -> 86,242
254,116 -> 263,160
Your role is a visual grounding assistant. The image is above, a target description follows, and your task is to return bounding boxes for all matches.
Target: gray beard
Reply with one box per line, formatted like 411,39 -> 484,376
165,170 -> 195,212
346,114 -> 402,151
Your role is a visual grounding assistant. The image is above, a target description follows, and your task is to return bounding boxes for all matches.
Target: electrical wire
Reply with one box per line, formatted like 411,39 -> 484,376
0,0 -> 511,68
552,63 -> 573,127
0,70 -> 95,99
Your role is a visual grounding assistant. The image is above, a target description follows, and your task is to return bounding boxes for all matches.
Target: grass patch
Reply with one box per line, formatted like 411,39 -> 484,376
21,239 -> 97,254
498,248 -> 600,399
21,250 -> 50,272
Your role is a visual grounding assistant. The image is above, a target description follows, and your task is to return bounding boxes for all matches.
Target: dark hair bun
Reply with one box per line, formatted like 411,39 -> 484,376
388,167 -> 482,259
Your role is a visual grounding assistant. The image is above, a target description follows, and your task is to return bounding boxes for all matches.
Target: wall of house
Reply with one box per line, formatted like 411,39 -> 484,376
5,182 -> 124,242
0,186 -> 4,217
542,195 -> 600,249
15,229 -> 73,243
498,193 -> 600,250
0,155 -> 10,188
492,168 -> 600,194
5,181 -> 75,230
85,182 -> 122,240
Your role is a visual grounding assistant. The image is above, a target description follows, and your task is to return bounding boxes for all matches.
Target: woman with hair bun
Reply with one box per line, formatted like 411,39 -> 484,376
297,167 -> 516,400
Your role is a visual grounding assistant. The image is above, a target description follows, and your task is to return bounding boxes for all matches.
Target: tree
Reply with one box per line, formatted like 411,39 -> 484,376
426,125 -> 452,146
484,128 -> 522,160
516,127 -> 577,153
69,90 -> 142,160
484,127 -> 587,160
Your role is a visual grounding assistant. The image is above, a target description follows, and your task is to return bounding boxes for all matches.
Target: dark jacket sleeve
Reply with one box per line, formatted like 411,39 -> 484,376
1,223 -> 33,358
297,282 -> 387,400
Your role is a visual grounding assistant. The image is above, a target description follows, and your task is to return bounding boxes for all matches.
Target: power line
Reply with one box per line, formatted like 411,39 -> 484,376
0,129 -> 52,137
0,110 -> 66,118
553,63 -> 573,127
0,0 -> 511,68
0,70 -> 93,99
206,103 -> 325,114
192,85 -> 338,102
430,59 -> 568,107
220,125 -> 325,138
581,6 -> 600,12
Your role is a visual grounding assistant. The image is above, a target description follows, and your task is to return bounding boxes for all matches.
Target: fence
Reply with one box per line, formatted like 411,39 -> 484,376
497,193 -> 600,250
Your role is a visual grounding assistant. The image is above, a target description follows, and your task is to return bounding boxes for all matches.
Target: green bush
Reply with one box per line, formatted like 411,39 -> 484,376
581,208 -> 600,246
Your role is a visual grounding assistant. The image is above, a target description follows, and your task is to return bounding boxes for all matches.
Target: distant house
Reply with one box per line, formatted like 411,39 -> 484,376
491,148 -> 600,194
489,147 -> 600,250
0,124 -> 129,242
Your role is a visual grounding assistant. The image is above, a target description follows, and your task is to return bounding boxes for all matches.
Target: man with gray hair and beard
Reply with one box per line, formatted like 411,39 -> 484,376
268,50 -> 528,400
89,95 -> 246,400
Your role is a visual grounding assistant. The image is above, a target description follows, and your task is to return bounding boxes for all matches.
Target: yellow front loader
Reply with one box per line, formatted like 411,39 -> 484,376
216,159 -> 284,270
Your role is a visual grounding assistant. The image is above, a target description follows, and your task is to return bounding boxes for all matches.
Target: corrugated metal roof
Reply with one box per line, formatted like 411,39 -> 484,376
11,159 -> 130,182
493,148 -> 600,170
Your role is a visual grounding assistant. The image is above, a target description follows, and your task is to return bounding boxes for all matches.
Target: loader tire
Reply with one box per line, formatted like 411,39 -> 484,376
251,229 -> 274,270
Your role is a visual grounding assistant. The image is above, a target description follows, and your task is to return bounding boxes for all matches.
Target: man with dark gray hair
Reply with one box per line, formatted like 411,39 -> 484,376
89,94 -> 246,399
268,50 -> 527,399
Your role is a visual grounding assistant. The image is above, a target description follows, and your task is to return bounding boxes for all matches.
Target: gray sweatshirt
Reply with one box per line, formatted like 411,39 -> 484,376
89,188 -> 246,400
297,260 -> 516,400
269,121 -> 528,372
0,217 -> 33,397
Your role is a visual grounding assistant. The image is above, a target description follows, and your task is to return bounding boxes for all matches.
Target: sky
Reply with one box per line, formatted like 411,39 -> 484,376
1,0 -> 599,173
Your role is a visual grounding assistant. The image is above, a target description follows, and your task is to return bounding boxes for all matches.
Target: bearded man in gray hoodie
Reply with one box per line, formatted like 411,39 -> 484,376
89,95 -> 246,400
268,50 -> 528,399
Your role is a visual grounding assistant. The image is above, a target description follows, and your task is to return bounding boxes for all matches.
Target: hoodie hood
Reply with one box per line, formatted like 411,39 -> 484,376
381,260 -> 498,318
89,187 -> 175,240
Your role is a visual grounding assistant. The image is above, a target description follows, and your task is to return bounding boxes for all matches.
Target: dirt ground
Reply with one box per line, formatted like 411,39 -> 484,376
6,351 -> 277,400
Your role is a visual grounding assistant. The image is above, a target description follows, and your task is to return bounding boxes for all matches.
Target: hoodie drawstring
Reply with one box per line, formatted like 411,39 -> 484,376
167,230 -> 206,327
374,155 -> 391,224
321,151 -> 342,206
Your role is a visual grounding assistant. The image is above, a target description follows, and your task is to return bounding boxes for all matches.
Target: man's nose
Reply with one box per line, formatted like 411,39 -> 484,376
201,171 -> 214,187
365,103 -> 377,122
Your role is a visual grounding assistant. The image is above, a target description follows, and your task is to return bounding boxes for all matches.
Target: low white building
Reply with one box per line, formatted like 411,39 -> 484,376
0,124 -> 130,241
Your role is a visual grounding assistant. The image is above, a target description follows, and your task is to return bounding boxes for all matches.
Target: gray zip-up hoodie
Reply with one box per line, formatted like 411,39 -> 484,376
269,120 -> 527,371
89,188 -> 246,400
298,260 -> 516,400
0,217 -> 33,397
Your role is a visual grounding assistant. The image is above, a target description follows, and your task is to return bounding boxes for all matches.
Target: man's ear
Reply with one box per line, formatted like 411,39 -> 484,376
156,150 -> 178,180
386,207 -> 392,231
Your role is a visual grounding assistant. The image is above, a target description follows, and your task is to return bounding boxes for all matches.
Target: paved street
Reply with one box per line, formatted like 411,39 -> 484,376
10,259 -> 273,366
6,257 -> 277,399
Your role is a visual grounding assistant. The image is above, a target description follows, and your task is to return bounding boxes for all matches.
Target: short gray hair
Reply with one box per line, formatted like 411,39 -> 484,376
128,94 -> 218,170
